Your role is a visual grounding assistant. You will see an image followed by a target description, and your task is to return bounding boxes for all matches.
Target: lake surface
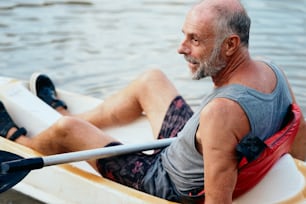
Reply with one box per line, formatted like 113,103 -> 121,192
0,0 -> 305,203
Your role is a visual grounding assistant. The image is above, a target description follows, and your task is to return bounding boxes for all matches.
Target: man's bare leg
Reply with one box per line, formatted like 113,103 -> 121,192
14,116 -> 116,170
7,69 -> 179,170
72,69 -> 179,138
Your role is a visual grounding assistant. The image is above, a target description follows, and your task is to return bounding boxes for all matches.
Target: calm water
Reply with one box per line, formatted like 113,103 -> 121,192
0,0 -> 306,203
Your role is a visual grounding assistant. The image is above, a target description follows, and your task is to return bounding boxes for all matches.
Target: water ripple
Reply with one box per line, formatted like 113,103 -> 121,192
0,0 -> 305,114
0,1 -> 92,10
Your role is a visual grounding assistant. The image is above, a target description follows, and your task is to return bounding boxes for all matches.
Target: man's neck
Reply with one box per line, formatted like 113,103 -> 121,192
212,49 -> 251,87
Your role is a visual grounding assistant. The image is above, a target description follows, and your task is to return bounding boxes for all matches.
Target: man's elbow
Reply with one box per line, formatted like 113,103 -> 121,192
290,119 -> 306,161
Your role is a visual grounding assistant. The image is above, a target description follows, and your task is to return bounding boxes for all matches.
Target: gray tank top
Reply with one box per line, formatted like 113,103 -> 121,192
161,61 -> 293,194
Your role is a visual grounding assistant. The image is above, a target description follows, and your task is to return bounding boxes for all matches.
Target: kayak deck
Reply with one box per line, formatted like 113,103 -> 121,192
0,138 -> 176,204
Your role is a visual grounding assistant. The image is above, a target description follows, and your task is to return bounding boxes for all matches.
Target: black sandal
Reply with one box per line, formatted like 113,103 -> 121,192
30,73 -> 67,110
0,102 -> 27,141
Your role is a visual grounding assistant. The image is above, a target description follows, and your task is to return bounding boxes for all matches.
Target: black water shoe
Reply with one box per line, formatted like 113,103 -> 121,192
30,73 -> 67,110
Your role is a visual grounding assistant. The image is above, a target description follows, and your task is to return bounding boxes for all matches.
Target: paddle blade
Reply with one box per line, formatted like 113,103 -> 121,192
0,150 -> 30,193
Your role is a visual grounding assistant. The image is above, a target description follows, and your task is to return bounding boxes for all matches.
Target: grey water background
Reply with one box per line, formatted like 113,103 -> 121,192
0,0 -> 305,203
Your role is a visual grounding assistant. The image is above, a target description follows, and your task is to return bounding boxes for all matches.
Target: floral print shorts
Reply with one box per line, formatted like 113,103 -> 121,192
96,96 -> 193,192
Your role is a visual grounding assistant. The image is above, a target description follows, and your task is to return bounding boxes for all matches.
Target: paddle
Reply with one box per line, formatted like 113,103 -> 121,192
0,137 -> 175,193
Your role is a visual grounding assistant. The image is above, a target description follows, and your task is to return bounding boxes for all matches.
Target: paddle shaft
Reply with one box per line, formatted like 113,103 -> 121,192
2,138 -> 176,173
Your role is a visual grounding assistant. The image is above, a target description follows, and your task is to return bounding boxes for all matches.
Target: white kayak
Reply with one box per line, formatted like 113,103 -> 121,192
0,77 -> 306,204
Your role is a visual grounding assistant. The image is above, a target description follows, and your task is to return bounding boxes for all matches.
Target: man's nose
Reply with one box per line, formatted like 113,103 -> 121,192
177,39 -> 190,55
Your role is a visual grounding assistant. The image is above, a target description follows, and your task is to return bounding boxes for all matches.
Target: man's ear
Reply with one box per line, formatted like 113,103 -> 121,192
224,35 -> 240,56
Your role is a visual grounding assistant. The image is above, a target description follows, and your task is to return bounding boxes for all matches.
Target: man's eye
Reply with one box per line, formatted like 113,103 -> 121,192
192,38 -> 199,45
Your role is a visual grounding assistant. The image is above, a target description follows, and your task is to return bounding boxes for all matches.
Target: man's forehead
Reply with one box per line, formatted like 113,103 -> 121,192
182,8 -> 214,37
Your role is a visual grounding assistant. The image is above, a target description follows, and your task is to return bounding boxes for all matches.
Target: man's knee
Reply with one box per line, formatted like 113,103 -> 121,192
140,69 -> 168,83
137,69 -> 174,93
54,116 -> 84,135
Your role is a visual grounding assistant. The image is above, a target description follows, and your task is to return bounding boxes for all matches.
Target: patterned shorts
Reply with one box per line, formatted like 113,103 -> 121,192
96,96 -> 193,192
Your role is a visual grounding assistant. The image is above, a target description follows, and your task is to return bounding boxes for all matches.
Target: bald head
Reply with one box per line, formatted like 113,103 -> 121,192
190,0 -> 251,47
194,0 -> 245,13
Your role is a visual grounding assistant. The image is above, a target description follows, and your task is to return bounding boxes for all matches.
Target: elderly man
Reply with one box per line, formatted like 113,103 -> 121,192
1,0 -> 305,203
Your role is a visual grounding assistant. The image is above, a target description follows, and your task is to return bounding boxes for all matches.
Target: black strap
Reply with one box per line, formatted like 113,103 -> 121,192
8,127 -> 27,141
236,136 -> 266,163
52,99 -> 67,110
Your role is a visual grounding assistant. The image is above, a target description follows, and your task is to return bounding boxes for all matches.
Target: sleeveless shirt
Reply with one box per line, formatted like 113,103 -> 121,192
160,61 -> 292,195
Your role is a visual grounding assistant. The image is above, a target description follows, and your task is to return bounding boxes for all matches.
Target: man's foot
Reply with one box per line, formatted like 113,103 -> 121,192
0,101 -> 27,141
30,73 -> 67,110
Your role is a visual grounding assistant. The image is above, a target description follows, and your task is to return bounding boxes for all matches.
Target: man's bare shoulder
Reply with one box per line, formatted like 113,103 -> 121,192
199,98 -> 250,142
201,98 -> 245,120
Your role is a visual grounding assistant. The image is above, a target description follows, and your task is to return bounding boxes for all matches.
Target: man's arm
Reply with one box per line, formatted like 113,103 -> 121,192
287,85 -> 306,160
279,68 -> 306,160
197,98 -> 250,203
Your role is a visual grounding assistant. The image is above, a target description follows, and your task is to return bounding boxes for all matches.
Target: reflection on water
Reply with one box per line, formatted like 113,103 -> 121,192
0,0 -> 305,201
